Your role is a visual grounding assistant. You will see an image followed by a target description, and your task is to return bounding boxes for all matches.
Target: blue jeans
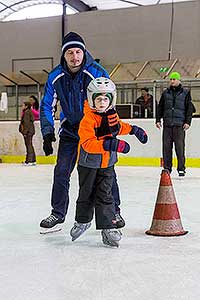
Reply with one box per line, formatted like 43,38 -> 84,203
51,134 -> 121,219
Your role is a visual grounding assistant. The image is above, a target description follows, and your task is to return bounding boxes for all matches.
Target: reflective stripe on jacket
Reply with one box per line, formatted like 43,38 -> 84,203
40,51 -> 109,138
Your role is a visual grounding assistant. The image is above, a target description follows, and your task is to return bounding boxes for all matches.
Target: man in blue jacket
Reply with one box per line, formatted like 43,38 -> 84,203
40,32 -> 125,233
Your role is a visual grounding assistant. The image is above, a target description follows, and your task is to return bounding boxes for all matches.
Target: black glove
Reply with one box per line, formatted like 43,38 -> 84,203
103,138 -> 130,154
43,133 -> 56,156
130,125 -> 148,144
105,108 -> 120,137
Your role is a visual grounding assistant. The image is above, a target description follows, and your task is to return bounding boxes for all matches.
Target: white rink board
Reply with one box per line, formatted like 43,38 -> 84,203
0,119 -> 200,158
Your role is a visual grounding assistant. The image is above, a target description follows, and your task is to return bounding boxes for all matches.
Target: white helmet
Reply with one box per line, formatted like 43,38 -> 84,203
87,77 -> 116,110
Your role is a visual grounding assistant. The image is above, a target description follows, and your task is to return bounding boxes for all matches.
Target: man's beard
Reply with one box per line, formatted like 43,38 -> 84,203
68,63 -> 82,73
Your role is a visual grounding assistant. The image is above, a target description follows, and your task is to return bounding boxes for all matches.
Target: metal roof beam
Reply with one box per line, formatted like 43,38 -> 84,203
0,73 -> 18,85
0,0 -> 35,13
0,1 -> 63,14
65,0 -> 92,12
20,70 -> 40,84
0,1 -> 17,12
0,1 -> 18,13
119,0 -> 143,6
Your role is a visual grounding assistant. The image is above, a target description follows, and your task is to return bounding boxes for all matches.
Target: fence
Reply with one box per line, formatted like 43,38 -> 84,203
0,75 -> 200,121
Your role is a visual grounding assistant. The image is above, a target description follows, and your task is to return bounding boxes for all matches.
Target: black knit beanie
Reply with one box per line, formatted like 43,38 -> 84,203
61,32 -> 86,55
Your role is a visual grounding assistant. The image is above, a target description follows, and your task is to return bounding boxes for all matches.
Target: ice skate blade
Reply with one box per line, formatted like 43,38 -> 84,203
101,231 -> 121,248
40,224 -> 62,234
102,239 -> 119,248
70,222 -> 91,241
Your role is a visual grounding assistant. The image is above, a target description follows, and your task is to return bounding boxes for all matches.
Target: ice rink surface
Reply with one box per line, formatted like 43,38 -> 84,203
0,164 -> 200,300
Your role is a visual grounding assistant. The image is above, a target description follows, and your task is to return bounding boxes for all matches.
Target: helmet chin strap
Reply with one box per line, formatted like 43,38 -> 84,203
104,104 -> 114,112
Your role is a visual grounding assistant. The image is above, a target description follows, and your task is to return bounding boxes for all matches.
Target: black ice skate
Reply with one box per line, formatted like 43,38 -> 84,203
70,222 -> 91,241
115,213 -> 125,228
101,229 -> 122,248
40,214 -> 65,234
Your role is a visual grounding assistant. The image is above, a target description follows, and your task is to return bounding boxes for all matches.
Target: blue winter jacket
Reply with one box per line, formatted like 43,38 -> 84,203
40,51 -> 109,139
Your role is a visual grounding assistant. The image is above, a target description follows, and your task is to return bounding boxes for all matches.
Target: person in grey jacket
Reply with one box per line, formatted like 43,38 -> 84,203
156,72 -> 195,176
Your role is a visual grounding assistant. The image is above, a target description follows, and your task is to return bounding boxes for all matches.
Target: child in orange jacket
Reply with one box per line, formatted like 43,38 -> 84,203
70,77 -> 148,247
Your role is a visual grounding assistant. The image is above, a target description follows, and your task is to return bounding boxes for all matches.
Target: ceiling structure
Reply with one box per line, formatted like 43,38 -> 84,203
0,0 -> 194,21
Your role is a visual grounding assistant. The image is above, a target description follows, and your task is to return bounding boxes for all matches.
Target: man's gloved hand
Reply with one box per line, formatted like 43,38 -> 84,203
103,138 -> 130,154
130,125 -> 148,144
105,108 -> 120,137
43,133 -> 56,156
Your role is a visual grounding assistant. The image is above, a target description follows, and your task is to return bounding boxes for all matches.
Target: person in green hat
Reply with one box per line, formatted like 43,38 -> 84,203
155,71 -> 195,177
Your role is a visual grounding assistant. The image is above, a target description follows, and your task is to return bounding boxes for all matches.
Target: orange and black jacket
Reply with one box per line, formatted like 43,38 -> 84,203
78,105 -> 132,169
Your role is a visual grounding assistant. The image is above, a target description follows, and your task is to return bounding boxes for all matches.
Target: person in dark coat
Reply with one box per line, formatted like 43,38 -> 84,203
136,87 -> 155,118
156,72 -> 195,176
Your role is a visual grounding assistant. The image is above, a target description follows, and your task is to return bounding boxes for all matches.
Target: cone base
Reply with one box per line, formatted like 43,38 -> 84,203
145,230 -> 188,237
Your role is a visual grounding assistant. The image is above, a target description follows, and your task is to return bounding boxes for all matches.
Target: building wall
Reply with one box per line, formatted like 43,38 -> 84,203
0,17 -> 62,73
68,1 -> 200,65
0,1 -> 199,73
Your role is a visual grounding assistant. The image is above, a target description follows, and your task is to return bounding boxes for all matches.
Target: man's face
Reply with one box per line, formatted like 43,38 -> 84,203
170,78 -> 180,87
141,89 -> 148,97
64,48 -> 84,70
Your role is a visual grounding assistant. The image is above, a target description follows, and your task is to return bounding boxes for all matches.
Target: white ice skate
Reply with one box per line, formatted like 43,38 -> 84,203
70,222 -> 91,241
101,229 -> 122,248
22,162 -> 36,166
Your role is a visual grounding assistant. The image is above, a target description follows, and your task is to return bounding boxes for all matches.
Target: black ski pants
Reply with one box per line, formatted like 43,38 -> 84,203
51,133 -> 120,219
163,125 -> 185,173
75,165 -> 116,230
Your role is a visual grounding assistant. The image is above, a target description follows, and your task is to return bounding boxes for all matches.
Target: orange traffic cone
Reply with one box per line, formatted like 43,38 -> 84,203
146,169 -> 188,236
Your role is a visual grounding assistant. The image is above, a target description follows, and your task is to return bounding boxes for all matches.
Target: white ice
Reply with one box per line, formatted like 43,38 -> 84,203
0,164 -> 200,300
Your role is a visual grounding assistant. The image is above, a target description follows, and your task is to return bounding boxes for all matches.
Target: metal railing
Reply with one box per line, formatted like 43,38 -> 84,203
0,78 -> 200,121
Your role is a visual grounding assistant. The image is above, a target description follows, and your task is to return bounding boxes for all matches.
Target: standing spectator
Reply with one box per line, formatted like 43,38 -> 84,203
39,32 -> 125,234
70,77 -> 148,247
29,95 -> 40,120
136,87 -> 155,118
156,72 -> 195,176
19,101 -> 36,166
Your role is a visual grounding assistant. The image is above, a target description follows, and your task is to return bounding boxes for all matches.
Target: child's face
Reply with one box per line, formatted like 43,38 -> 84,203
22,103 -> 26,110
29,97 -> 34,105
94,94 -> 110,112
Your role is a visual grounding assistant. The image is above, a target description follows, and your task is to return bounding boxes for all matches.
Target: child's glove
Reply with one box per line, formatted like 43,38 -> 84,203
43,133 -> 56,156
103,138 -> 130,154
105,108 -> 120,137
130,125 -> 148,144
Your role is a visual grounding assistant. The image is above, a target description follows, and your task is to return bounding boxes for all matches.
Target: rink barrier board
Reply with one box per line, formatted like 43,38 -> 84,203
0,156 -> 200,167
